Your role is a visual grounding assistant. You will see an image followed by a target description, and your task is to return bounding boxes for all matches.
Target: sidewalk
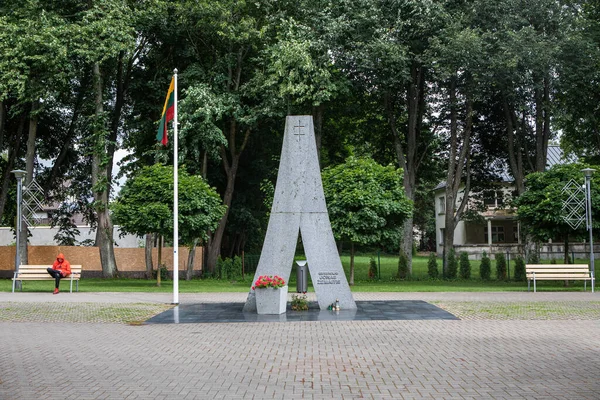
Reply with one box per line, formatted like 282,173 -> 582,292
1,289 -> 598,304
1,291 -> 599,399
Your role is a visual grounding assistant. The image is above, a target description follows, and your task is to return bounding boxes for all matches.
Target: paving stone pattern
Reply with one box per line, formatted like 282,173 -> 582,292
1,292 -> 600,399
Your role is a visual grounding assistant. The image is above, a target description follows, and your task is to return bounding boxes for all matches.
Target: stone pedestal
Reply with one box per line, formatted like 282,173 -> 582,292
255,285 -> 288,315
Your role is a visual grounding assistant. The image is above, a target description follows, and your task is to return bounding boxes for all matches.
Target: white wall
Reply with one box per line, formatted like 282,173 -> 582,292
0,226 -> 143,248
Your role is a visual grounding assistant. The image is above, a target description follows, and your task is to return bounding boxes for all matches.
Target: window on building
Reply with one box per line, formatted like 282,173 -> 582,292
484,226 -> 505,243
440,228 -> 445,244
439,196 -> 446,214
483,190 -> 504,208
513,226 -> 518,242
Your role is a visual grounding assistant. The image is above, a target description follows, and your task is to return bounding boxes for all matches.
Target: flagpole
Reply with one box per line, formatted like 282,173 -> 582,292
173,68 -> 179,305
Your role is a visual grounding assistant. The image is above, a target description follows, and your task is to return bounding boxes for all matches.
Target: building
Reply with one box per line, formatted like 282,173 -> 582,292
434,145 -> 578,259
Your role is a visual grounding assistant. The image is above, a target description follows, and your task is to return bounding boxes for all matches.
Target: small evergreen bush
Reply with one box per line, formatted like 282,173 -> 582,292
152,264 -> 168,280
480,251 -> 491,280
446,248 -> 458,279
397,251 -> 409,279
513,255 -> 526,282
496,252 -> 507,280
527,250 -> 540,264
217,256 -> 242,280
427,252 -> 439,279
368,257 -> 378,280
459,252 -> 471,279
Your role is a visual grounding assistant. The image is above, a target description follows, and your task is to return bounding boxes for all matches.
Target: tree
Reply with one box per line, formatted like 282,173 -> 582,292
514,163 -> 600,263
427,7 -> 485,276
326,0 -> 444,274
472,0 -> 578,193
322,157 -> 413,285
112,164 -> 226,279
173,0 -> 284,274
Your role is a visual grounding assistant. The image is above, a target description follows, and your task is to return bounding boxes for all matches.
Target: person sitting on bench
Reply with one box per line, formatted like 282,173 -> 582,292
46,253 -> 71,295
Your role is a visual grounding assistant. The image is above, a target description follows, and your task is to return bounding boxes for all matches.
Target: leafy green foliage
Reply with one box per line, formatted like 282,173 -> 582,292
514,163 -> 600,242
217,256 -> 242,280
446,248 -> 458,279
322,157 -> 413,250
427,252 -> 439,279
397,251 -> 409,279
527,251 -> 540,264
112,164 -> 226,245
479,251 -> 491,280
513,256 -> 526,282
459,252 -> 471,279
51,202 -> 81,246
291,294 -> 309,311
495,253 -> 507,281
368,257 -> 378,280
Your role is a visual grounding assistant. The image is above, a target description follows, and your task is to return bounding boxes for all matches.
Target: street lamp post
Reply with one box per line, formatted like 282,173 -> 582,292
11,170 -> 26,290
582,168 -> 596,275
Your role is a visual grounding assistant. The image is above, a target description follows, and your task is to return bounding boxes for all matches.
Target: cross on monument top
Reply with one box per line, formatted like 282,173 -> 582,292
293,119 -> 305,140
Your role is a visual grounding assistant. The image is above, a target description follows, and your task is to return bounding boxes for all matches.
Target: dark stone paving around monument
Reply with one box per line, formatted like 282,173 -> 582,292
145,300 -> 459,324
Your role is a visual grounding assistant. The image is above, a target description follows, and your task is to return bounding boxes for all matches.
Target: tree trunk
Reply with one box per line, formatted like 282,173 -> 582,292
145,233 -> 153,279
534,74 -> 551,172
91,62 -> 118,278
0,118 -> 24,223
206,124 -> 251,274
442,76 -> 473,276
156,235 -> 163,286
186,239 -> 197,281
388,62 -> 426,275
46,74 -> 89,194
503,96 -> 526,195
0,100 -> 5,151
349,241 -> 355,286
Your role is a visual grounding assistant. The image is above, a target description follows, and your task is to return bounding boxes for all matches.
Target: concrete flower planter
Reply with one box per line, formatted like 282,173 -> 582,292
255,285 -> 288,314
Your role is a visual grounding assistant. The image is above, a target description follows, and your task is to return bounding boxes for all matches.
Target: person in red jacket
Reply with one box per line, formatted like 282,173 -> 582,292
46,253 -> 71,294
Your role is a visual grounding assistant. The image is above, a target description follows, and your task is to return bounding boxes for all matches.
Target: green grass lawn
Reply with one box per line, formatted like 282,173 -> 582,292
1,254 -> 593,293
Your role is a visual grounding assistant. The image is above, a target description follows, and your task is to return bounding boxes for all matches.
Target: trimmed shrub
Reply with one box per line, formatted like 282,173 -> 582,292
513,256 -> 526,282
217,256 -> 242,280
397,251 -> 409,279
480,251 -> 491,280
459,252 -> 471,279
152,264 -> 168,281
446,248 -> 458,279
496,252 -> 507,280
527,250 -> 540,264
427,252 -> 439,279
368,257 -> 378,280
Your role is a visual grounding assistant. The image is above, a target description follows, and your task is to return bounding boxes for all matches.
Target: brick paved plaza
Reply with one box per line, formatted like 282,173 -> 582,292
1,292 -> 599,399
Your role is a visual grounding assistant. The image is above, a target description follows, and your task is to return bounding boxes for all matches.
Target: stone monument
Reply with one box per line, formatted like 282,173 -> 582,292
244,115 -> 357,311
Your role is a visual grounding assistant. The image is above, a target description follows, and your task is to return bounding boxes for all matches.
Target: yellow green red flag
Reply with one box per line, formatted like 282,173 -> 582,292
157,77 -> 175,145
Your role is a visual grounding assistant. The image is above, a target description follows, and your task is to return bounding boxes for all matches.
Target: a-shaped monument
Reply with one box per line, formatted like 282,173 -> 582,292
244,116 -> 356,311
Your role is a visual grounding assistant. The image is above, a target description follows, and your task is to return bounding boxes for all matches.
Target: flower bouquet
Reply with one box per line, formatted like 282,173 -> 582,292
252,275 -> 286,290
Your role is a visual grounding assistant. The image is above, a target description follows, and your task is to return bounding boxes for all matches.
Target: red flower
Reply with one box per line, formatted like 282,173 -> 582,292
252,275 -> 286,289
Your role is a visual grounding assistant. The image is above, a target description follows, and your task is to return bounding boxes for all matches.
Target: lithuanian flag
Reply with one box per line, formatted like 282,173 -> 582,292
156,77 -> 175,145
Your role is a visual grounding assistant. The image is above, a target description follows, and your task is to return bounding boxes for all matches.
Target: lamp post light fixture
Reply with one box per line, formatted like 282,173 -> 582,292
11,170 -> 26,289
582,168 -> 596,275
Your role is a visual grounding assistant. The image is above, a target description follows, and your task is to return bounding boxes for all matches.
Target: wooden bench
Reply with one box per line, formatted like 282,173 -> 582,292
526,264 -> 594,293
12,265 -> 83,293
